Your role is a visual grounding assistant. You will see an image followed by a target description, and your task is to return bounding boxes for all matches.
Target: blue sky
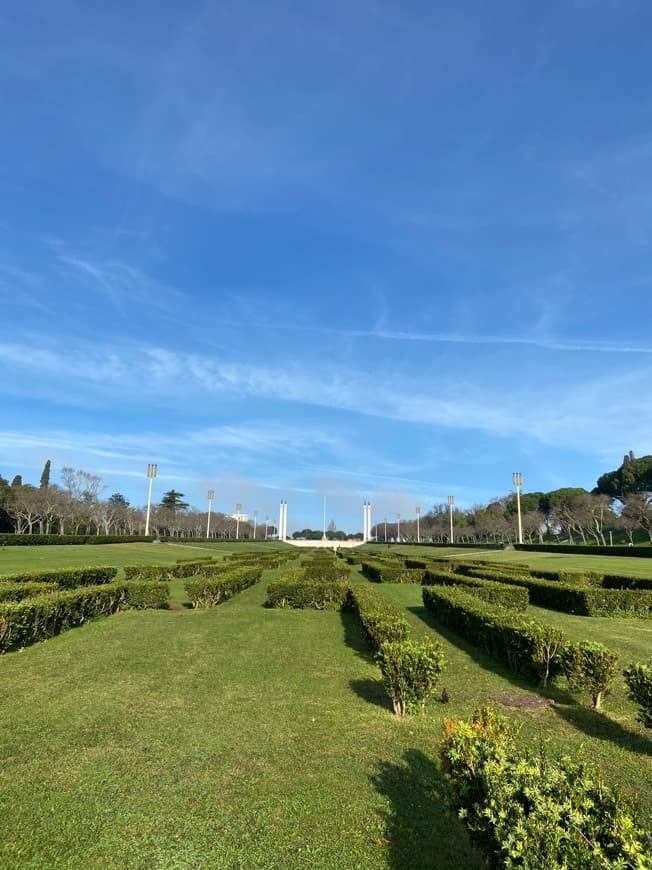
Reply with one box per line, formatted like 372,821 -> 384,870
2,0 -> 652,533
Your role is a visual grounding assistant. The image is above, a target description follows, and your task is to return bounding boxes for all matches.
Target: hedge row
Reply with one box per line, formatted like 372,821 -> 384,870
422,585 -> 620,705
0,534 -> 154,546
460,565 -> 652,616
424,568 -> 529,611
0,566 -> 118,588
440,706 -> 651,868
0,581 -> 169,652
360,560 -> 427,584
0,581 -> 58,602
184,568 -> 263,608
515,543 -> 652,557
347,585 -> 410,651
266,569 -> 349,610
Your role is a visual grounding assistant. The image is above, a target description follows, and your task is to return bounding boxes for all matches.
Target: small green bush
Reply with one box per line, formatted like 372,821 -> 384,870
439,706 -> 651,868
124,581 -> 169,610
424,568 -> 529,611
561,641 -> 619,710
623,661 -> 652,728
0,581 -> 59,602
376,637 -> 445,716
266,576 -> 349,610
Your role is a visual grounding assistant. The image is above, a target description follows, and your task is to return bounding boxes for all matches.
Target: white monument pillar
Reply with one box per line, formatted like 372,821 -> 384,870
367,501 -> 372,542
279,500 -> 285,541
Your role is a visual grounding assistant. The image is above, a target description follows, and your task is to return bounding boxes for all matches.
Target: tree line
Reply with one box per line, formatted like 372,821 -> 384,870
371,453 -> 652,545
0,463 -> 274,539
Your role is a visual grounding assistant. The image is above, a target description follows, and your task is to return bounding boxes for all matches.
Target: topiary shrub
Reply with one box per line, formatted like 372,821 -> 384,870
561,641 -> 619,710
439,706 -> 651,868
348,586 -> 410,651
376,637 -> 445,716
623,661 -> 652,728
184,568 -> 262,608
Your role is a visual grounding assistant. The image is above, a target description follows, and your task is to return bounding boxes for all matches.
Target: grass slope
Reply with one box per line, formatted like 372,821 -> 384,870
0,569 -> 478,869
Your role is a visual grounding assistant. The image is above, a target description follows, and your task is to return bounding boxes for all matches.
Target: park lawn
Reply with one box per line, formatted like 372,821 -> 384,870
0,541 -> 290,578
0,568 -> 480,869
372,544 -> 652,578
374,580 -> 652,824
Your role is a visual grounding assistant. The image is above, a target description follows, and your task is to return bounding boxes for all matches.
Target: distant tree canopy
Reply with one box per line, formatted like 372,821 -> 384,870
160,490 -> 189,513
39,459 -> 51,489
108,493 -> 130,507
595,452 -> 652,501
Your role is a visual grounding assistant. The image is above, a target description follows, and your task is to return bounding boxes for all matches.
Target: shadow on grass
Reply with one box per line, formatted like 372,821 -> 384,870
371,749 -> 481,870
407,604 -> 570,705
340,609 -> 373,662
553,703 -> 652,756
349,677 -> 390,711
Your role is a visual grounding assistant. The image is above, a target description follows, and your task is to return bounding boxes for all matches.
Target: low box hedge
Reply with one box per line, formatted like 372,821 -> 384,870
0,534 -> 154,546
424,568 -> 529,611
0,566 -> 118,589
0,580 -> 168,652
360,561 -> 426,584
348,585 -> 410,651
184,568 -> 263,608
266,575 -> 349,610
0,581 -> 59,602
515,543 -> 652,557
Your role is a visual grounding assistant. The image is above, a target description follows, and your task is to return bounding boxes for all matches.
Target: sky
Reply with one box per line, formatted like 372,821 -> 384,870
2,0 -> 652,533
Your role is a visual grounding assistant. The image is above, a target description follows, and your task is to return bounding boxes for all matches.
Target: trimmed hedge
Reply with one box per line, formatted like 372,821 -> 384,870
360,561 -> 426,584
0,580 -> 168,652
440,706 -> 651,868
515,543 -> 652,557
377,637 -> 445,716
623,661 -> 652,728
348,585 -> 410,651
266,572 -> 349,610
184,568 -> 263,608
424,568 -> 529,611
303,563 -> 350,583
459,566 -> 652,617
0,566 -> 118,589
0,534 -> 154,546
0,581 -> 59,602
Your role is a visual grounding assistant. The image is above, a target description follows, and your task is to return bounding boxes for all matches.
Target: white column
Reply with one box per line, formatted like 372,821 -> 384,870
362,502 -> 367,542
279,501 -> 284,541
283,501 -> 288,540
367,502 -> 372,541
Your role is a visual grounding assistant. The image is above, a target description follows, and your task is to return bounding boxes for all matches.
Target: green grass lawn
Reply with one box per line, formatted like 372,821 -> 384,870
0,541 -> 290,577
1,546 -> 650,867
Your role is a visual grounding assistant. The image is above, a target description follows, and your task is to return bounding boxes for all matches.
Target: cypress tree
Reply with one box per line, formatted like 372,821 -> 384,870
40,459 -> 51,489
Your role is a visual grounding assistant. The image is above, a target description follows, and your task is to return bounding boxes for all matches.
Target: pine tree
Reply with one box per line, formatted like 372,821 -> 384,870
11,475 -> 22,488
40,459 -> 51,489
160,490 -> 189,513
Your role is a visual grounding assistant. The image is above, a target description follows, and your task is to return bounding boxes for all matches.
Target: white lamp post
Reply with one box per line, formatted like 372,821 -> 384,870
416,506 -> 421,544
264,515 -> 269,540
322,496 -> 327,542
145,463 -> 158,536
253,510 -> 258,540
396,513 -> 401,541
235,503 -> 242,540
206,489 -> 214,539
384,517 -> 387,542
448,496 -> 454,544
512,472 -> 523,545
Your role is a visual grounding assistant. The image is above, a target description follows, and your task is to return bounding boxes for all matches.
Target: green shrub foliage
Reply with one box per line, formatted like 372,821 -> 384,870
360,560 -> 426,584
0,581 -> 59,602
0,534 -> 153,546
376,637 -> 445,716
560,641 -> 619,710
184,568 -> 263,608
0,581 -> 168,652
266,576 -> 349,610
424,568 -> 529,611
623,661 -> 652,728
439,706 -> 651,868
348,586 -> 410,651
0,567 -> 118,588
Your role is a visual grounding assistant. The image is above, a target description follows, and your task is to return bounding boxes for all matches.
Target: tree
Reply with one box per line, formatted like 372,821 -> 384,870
40,460 -> 51,489
11,475 -> 22,488
595,452 -> 652,502
160,490 -> 189,513
108,493 -> 130,507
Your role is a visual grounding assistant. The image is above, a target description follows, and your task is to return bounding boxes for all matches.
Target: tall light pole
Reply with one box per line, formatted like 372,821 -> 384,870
396,513 -> 401,541
264,515 -> 269,540
448,496 -> 454,544
322,495 -> 327,542
416,506 -> 421,544
253,510 -> 258,540
512,472 -> 523,544
145,463 -> 158,536
206,489 -> 214,539
384,517 -> 387,542
235,503 -> 242,540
